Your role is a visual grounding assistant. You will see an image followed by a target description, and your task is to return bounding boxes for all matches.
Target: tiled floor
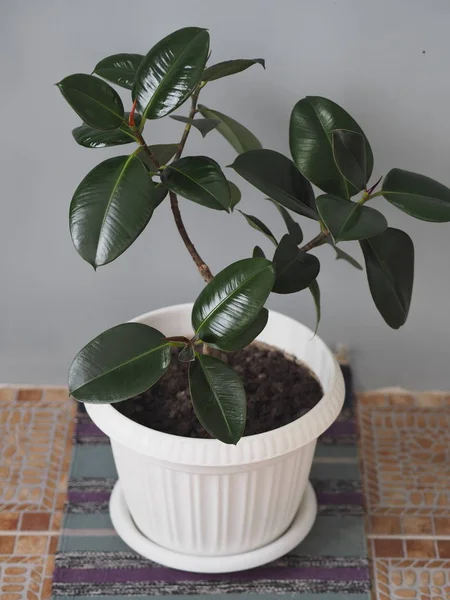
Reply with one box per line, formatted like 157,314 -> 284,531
0,386 -> 449,599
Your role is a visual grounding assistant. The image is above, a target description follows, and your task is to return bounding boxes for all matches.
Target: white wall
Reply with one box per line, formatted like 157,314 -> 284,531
1,0 -> 450,389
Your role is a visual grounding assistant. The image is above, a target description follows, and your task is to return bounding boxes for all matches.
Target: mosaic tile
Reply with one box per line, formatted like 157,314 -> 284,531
373,558 -> 450,600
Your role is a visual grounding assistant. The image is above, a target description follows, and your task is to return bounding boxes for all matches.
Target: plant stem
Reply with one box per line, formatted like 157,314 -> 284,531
135,130 -> 161,170
365,190 -> 384,201
299,231 -> 328,252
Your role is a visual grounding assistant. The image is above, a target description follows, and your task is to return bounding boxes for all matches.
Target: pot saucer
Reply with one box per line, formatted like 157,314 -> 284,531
109,480 -> 317,574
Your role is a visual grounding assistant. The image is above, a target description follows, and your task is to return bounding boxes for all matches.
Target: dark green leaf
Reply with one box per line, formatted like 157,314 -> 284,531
133,27 -> 209,120
269,199 -> 303,244
192,257 -> 275,344
316,194 -> 387,242
228,181 -> 241,210
93,53 -> 144,90
197,104 -> 262,153
290,96 -> 373,197
253,246 -> 265,258
309,280 -> 321,335
332,129 -> 367,191
272,234 -> 320,294
202,58 -> 265,82
230,149 -> 318,219
189,353 -> 246,444
69,323 -> 171,403
170,115 -> 220,137
161,156 -> 231,211
153,182 -> 169,207
72,113 -> 138,148
209,308 -> 268,352
382,168 -> 450,222
239,210 -> 277,245
360,228 -> 414,329
57,74 -> 124,130
138,143 -> 179,170
327,240 -> 363,270
70,155 -> 155,268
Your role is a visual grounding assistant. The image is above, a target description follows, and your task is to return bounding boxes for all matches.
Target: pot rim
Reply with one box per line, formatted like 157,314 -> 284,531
85,303 -> 345,467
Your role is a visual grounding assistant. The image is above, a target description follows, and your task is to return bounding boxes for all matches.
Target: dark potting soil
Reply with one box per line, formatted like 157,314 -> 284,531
115,342 -> 323,438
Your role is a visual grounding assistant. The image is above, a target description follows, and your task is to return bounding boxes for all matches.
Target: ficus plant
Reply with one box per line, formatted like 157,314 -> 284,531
58,27 -> 450,444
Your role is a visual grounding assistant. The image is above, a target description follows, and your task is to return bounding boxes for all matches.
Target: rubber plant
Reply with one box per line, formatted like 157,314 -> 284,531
58,27 -> 450,444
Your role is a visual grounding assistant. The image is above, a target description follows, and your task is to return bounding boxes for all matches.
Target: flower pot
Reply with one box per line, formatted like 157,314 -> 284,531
86,303 -> 345,570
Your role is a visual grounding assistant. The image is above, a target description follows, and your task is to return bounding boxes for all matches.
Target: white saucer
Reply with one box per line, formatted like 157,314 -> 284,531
109,480 -> 317,574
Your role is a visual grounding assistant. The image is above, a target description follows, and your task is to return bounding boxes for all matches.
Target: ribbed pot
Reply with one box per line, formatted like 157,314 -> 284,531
86,303 -> 345,557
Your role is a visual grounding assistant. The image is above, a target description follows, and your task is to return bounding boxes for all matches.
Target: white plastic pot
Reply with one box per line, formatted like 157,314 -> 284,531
86,303 -> 345,564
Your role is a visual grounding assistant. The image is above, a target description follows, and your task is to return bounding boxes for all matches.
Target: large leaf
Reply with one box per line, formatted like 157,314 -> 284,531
269,199 -> 303,244
57,74 -> 124,130
309,280 -> 321,335
170,115 -> 220,137
290,96 -> 373,198
93,53 -> 144,90
332,129 -> 367,191
239,210 -> 277,245
230,149 -> 318,219
228,181 -> 241,210
133,27 -> 209,120
202,58 -> 265,82
153,182 -> 169,208
72,113 -> 138,148
189,354 -> 246,444
327,239 -> 363,270
197,104 -> 262,153
161,156 -> 231,211
70,155 -> 155,268
209,308 -> 269,352
69,323 -> 171,403
316,194 -> 387,242
138,143 -> 179,170
272,234 -> 320,294
192,257 -> 275,344
360,227 -> 414,329
382,168 -> 450,222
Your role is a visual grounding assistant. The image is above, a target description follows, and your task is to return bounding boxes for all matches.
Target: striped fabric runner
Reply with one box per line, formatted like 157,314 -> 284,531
52,364 -> 370,598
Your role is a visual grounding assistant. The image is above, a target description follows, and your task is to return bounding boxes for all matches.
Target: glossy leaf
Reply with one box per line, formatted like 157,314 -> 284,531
316,194 -> 387,242
309,280 -> 321,335
360,228 -> 414,329
189,353 -> 246,444
161,156 -> 231,211
57,74 -> 124,130
210,308 -> 268,352
382,168 -> 450,222
72,113 -> 138,148
93,53 -> 144,90
153,182 -> 169,208
230,149 -> 318,219
332,129 -> 367,191
69,323 -> 171,403
70,155 -> 155,268
239,210 -> 277,245
202,58 -> 265,82
327,240 -> 363,270
192,257 -> 275,344
138,143 -> 179,170
290,96 -> 373,197
197,104 -> 262,153
133,27 -> 209,120
228,181 -> 241,210
253,246 -> 265,258
269,199 -> 303,244
272,234 -> 320,294
170,115 -> 220,137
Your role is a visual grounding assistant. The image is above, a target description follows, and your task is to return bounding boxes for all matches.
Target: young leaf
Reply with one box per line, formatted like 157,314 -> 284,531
332,129 -> 367,191
230,149 -> 318,219
290,96 -> 373,198
197,104 -> 262,153
161,156 -> 231,211
360,228 -> 414,329
178,343 -> 196,363
316,194 -> 387,242
309,280 -> 321,335
253,246 -> 266,258
69,323 -> 171,403
137,143 -> 179,170
208,308 -> 268,352
133,27 -> 209,120
70,155 -> 155,268
228,181 -> 241,210
268,199 -> 303,244
93,53 -> 144,90
72,113 -> 138,148
170,115 -> 220,137
189,354 -> 246,444
202,58 -> 265,82
327,240 -> 363,270
192,257 -> 275,344
238,210 -> 277,245
57,74 -> 124,130
382,168 -> 450,222
272,234 -> 320,294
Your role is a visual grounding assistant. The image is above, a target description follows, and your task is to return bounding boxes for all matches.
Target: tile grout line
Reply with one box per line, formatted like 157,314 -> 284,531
368,533 -> 450,540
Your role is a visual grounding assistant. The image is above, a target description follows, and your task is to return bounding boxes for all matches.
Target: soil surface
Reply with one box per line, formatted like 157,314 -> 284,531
115,342 -> 323,438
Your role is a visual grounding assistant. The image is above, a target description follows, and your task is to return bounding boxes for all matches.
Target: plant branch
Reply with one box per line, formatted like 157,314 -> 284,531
135,130 -> 161,170
299,231 -> 329,252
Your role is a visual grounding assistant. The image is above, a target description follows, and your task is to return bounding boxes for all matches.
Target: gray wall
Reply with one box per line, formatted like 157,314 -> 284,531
1,0 -> 449,389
